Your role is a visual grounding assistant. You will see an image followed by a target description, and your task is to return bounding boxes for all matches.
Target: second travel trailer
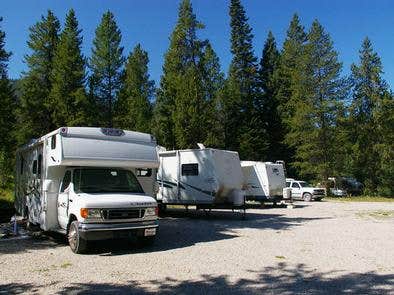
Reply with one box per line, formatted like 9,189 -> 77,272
156,145 -> 246,217
15,127 -> 159,253
241,161 -> 292,205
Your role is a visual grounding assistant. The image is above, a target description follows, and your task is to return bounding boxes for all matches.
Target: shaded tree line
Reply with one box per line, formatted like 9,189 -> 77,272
0,0 -> 392,195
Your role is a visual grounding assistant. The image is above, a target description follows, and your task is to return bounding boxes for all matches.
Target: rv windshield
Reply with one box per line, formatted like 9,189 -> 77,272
73,168 -> 144,194
299,181 -> 312,188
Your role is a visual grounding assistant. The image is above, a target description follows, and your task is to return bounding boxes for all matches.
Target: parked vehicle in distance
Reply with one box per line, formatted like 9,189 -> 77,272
156,144 -> 246,217
15,127 -> 159,253
286,179 -> 326,201
241,161 -> 292,205
327,177 -> 363,196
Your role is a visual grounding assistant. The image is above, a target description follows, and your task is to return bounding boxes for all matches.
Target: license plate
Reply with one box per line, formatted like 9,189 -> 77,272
144,228 -> 156,236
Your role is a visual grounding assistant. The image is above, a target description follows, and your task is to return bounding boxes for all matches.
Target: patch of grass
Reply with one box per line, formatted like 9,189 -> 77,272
326,196 -> 394,202
275,255 -> 286,259
0,188 -> 14,210
60,262 -> 72,268
356,210 -> 394,219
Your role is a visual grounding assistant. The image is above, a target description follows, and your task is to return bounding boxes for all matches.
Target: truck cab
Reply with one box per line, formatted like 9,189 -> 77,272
57,167 -> 158,253
286,179 -> 326,202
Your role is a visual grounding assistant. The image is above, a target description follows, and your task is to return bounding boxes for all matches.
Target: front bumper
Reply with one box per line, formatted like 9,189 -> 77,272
78,220 -> 158,240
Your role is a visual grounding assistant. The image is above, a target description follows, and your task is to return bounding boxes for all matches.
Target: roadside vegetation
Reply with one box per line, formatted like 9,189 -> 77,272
325,196 -> 394,202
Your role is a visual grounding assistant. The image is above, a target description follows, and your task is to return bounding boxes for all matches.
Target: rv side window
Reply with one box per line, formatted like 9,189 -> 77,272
60,171 -> 72,192
32,160 -> 37,174
51,135 -> 56,149
37,155 -> 42,176
137,168 -> 152,177
292,182 -> 300,188
182,163 -> 198,176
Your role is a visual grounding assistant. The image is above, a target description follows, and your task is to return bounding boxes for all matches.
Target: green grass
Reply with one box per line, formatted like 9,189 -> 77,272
325,195 -> 394,202
0,188 -> 14,210
356,210 -> 394,219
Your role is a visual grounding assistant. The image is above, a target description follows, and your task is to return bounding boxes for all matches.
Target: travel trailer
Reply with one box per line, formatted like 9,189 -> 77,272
15,127 -> 159,253
156,145 -> 246,216
241,161 -> 291,204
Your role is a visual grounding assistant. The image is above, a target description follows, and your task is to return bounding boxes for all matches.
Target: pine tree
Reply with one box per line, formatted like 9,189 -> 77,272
89,11 -> 124,128
114,44 -> 154,133
17,10 -> 60,143
0,17 -> 16,187
50,9 -> 90,127
201,42 -> 225,148
153,0 -> 206,149
285,20 -> 346,181
227,0 -> 260,158
275,14 -> 307,175
258,31 -> 280,161
348,38 -> 392,194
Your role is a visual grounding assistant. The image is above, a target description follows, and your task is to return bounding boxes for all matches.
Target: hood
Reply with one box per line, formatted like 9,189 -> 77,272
76,193 -> 157,209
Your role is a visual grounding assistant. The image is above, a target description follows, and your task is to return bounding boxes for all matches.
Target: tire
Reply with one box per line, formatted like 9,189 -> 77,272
303,193 -> 312,202
68,221 -> 88,254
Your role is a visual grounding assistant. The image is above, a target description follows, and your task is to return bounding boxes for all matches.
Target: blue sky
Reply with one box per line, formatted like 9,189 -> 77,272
2,0 -> 394,87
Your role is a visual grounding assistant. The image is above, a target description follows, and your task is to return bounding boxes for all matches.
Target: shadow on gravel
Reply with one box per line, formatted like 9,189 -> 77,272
46,262 -> 393,294
0,209 -> 327,256
0,231 -> 66,254
84,210 -> 328,255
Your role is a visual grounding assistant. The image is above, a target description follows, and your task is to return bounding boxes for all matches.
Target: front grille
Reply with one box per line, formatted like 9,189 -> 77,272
102,209 -> 145,220
313,190 -> 325,195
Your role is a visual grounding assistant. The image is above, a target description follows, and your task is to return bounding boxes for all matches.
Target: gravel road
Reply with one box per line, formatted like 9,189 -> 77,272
1,201 -> 394,294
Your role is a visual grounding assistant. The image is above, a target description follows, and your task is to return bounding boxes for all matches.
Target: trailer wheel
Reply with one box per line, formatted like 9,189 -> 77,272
303,193 -> 312,202
68,221 -> 87,254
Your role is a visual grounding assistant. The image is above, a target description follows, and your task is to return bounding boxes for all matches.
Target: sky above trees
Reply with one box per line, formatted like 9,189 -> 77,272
2,0 -> 394,86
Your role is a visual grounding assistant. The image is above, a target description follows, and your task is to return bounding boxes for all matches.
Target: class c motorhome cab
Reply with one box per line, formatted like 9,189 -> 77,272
15,127 -> 159,253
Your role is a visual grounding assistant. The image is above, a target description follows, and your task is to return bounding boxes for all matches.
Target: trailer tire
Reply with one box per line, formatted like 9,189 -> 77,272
68,221 -> 87,254
303,193 -> 312,202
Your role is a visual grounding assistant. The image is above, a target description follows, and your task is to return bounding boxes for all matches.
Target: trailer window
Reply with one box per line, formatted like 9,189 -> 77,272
37,155 -> 42,176
32,160 -> 37,174
60,171 -> 72,192
51,135 -> 56,149
182,163 -> 198,176
137,168 -> 152,177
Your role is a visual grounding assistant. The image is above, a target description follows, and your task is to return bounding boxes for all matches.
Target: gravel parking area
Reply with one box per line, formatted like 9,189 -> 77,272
1,201 -> 394,294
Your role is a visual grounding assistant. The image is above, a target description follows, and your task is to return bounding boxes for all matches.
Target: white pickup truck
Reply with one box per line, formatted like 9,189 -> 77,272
286,179 -> 326,201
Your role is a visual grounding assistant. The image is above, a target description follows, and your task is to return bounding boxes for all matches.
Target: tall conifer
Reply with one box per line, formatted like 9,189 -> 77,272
17,10 -> 60,142
115,44 -> 154,133
50,9 -> 90,127
89,11 -> 124,127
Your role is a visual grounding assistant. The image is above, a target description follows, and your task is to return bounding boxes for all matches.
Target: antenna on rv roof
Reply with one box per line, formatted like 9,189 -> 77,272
197,143 -> 205,150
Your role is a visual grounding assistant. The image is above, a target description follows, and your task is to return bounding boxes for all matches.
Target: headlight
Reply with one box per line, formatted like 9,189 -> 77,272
80,208 -> 102,219
145,207 -> 158,216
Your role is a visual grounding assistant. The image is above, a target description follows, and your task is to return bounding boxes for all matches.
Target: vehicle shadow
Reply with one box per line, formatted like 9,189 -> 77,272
86,209 -> 328,255
3,262 -> 392,294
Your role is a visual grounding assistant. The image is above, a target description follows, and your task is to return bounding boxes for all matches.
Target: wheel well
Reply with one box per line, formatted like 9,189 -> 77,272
67,214 -> 77,233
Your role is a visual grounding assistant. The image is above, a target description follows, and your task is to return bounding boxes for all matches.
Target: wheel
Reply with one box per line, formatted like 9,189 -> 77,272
68,221 -> 88,254
303,193 -> 312,202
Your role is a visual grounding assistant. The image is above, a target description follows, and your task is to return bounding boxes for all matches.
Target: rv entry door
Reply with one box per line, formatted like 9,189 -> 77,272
58,170 -> 72,229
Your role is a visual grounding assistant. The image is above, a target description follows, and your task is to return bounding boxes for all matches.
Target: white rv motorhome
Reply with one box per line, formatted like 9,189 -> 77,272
15,127 -> 159,253
156,146 -> 246,216
241,161 -> 291,204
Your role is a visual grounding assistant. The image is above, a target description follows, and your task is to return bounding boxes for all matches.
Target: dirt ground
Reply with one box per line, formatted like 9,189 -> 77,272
1,201 -> 394,294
